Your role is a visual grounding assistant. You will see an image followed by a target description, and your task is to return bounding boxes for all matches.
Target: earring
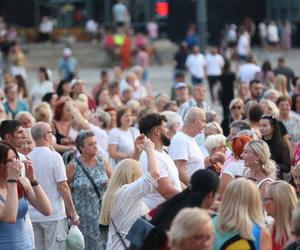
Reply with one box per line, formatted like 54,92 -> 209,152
254,160 -> 259,165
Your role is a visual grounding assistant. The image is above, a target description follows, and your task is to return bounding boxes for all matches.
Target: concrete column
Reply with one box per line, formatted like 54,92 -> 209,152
196,0 -> 207,52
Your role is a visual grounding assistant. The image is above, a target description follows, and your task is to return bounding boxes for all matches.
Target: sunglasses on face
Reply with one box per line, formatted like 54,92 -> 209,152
231,106 -> 242,110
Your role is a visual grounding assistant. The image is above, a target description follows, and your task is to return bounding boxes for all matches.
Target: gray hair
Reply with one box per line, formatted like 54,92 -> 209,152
160,111 -> 181,129
204,122 -> 223,136
229,120 -> 251,131
31,122 -> 49,141
263,89 -> 280,100
205,134 -> 226,154
75,130 -> 95,153
15,111 -> 36,123
92,110 -> 111,129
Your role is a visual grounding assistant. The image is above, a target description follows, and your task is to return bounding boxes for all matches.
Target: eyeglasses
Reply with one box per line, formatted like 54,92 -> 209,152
47,130 -> 55,135
231,106 -> 242,110
263,197 -> 273,202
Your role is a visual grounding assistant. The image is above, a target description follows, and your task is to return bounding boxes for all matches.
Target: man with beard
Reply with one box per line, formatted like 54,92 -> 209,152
168,107 -> 206,186
139,113 -> 182,209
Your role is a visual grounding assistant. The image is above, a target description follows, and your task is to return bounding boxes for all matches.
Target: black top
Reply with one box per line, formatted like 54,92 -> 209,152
174,51 -> 188,70
264,138 -> 291,179
219,72 -> 235,96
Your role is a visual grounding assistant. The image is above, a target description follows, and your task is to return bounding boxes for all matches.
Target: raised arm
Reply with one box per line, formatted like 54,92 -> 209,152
21,159 -> 51,216
0,160 -> 21,223
143,137 -> 160,181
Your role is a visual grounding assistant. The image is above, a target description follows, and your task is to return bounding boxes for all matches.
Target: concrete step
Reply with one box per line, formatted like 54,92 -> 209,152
22,40 -> 177,69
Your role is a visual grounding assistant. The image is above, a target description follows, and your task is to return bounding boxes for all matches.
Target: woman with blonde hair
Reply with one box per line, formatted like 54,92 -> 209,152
241,140 -> 277,197
274,74 -> 289,97
100,136 -> 159,250
285,204 -> 300,249
213,178 -> 272,250
263,181 -> 298,250
168,208 -> 214,250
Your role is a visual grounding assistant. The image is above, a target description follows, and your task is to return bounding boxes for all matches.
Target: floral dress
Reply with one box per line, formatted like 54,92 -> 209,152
72,155 -> 109,250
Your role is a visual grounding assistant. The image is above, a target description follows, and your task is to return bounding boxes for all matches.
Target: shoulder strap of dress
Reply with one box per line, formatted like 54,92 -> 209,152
257,178 -> 273,188
244,168 -> 251,177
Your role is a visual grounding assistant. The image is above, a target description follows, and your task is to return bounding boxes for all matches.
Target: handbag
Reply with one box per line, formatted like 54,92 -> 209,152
126,217 -> 158,250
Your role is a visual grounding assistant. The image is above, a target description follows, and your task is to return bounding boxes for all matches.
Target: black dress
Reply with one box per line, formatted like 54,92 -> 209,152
219,72 -> 235,118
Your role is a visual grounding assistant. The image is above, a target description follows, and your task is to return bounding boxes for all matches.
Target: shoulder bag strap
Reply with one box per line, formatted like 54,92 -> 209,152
111,218 -> 129,250
75,158 -> 101,199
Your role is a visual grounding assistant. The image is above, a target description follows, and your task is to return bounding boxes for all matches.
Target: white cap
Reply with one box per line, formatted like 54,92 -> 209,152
63,48 -> 72,56
175,82 -> 187,90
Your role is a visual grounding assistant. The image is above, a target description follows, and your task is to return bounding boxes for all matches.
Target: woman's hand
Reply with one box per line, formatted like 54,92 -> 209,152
134,134 -> 146,154
7,159 -> 21,180
143,137 -> 155,153
23,159 -> 36,183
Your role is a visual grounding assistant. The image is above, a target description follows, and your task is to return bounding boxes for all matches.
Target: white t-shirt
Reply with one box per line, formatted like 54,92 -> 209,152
39,20 -> 53,34
108,127 -> 139,168
28,147 -> 67,222
237,33 -> 250,56
30,80 -> 54,109
139,150 -> 182,209
222,159 -> 245,178
168,131 -> 205,177
185,53 -> 206,79
205,53 -> 224,76
112,3 -> 127,22
267,24 -> 279,42
238,63 -> 261,83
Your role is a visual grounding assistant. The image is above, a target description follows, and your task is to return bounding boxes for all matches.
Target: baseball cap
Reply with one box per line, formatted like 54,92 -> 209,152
175,82 -> 187,90
63,48 -> 72,56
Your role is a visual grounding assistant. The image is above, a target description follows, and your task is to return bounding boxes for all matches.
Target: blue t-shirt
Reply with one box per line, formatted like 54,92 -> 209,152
3,100 -> 28,119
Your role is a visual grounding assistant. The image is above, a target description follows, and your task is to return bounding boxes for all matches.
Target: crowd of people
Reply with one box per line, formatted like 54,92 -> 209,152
1,10 -> 300,250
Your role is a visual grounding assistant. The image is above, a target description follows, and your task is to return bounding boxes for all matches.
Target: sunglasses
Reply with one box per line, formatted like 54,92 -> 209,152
231,106 -> 242,110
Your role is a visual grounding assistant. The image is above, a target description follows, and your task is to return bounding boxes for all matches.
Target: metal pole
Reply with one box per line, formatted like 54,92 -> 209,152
196,0 -> 207,53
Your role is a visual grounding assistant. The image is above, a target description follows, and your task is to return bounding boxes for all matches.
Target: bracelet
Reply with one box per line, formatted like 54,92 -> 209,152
7,179 -> 18,183
31,179 -> 39,187
209,157 -> 216,165
72,214 -> 80,222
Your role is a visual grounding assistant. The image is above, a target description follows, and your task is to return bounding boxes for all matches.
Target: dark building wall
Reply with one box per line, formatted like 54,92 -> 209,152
168,0 -> 266,44
0,0 -> 35,27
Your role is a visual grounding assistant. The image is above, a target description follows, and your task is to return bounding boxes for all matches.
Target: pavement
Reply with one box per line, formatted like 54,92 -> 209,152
25,47 -> 300,119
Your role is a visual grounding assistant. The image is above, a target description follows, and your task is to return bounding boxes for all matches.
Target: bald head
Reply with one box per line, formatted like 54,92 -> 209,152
184,107 -> 205,123
31,122 -> 51,141
182,107 -> 206,137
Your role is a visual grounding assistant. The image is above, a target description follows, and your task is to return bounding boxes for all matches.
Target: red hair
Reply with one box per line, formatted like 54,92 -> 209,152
54,99 -> 66,121
232,135 -> 251,158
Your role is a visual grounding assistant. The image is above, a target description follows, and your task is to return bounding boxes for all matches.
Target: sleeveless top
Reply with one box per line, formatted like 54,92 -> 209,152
53,121 -> 68,145
244,169 -> 273,188
213,216 -> 261,250
0,183 -> 33,249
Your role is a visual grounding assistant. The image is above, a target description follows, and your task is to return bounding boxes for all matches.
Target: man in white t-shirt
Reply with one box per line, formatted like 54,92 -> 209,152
237,30 -> 251,61
185,45 -> 206,84
205,47 -> 225,102
28,122 -> 79,250
169,107 -> 206,185
138,113 -> 182,209
237,55 -> 261,84
112,0 -> 129,26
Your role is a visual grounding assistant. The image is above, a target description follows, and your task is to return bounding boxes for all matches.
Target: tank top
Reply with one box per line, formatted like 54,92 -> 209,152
244,169 -> 273,188
53,121 -> 68,145
0,183 -> 33,249
213,216 -> 261,250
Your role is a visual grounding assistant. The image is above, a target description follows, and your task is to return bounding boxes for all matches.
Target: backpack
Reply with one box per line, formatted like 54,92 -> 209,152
220,224 -> 261,250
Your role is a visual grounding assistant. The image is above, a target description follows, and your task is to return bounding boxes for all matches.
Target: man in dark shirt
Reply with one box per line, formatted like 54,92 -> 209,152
274,57 -> 295,91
